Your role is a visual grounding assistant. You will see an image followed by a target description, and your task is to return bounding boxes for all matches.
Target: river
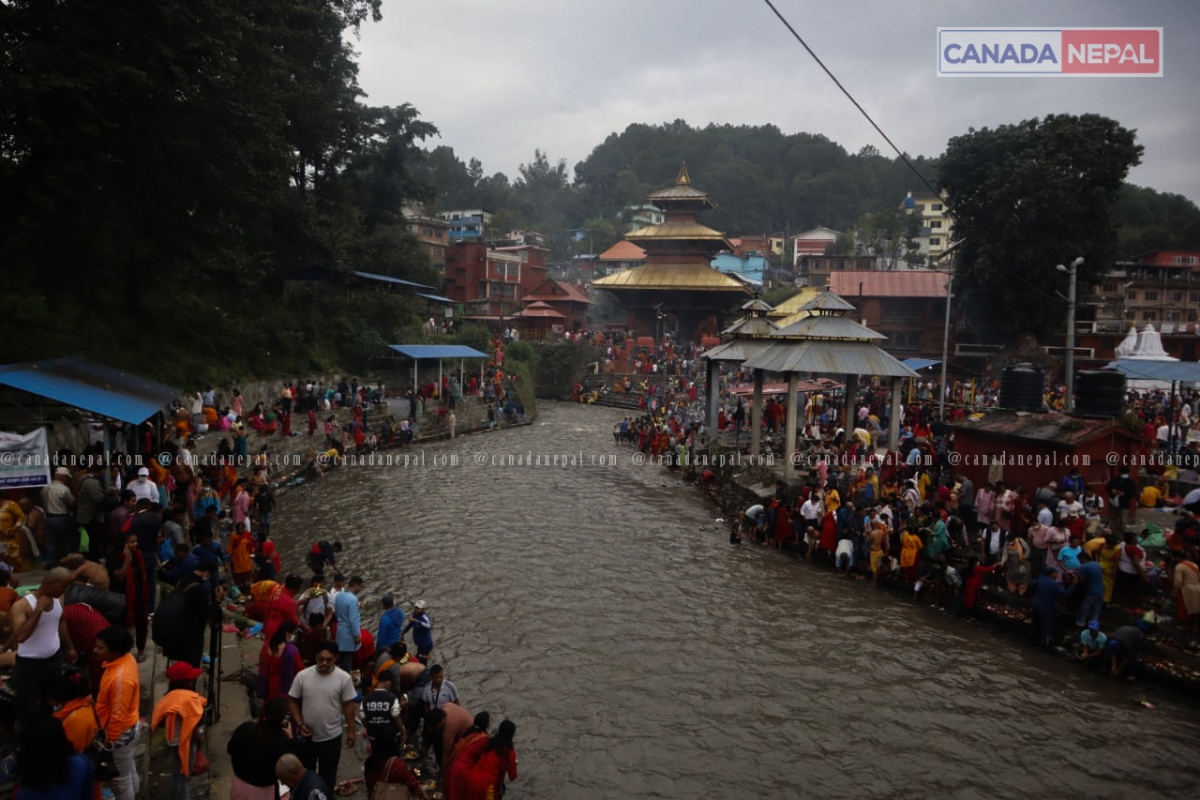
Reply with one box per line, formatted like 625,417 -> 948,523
273,402 -> 1200,799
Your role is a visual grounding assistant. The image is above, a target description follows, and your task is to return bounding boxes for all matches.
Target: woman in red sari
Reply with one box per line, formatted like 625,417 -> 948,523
257,622 -> 303,701
445,712 -> 490,800
462,720 -> 518,800
108,531 -> 150,661
818,509 -> 837,557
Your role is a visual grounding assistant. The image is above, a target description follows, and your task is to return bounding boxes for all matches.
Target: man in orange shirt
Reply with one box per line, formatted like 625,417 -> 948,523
95,626 -> 142,800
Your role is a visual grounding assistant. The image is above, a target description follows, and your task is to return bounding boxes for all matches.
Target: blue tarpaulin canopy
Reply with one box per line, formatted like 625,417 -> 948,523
901,358 -> 940,371
388,345 -> 489,360
1105,359 -> 1200,383
416,293 -> 455,304
352,271 -> 434,290
0,356 -> 180,424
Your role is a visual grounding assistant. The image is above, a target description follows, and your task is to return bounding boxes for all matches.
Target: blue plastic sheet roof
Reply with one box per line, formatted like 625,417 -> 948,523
352,271 -> 433,290
1106,359 -> 1200,383
0,356 -> 181,424
416,293 -> 455,304
388,345 -> 489,360
901,358 -> 940,370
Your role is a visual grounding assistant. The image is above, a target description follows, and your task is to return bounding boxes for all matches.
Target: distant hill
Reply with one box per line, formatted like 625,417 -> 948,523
423,120 -> 1200,259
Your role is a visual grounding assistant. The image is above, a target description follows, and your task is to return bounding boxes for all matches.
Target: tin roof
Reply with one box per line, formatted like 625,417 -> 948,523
948,411 -> 1130,447
741,298 -> 775,312
513,301 -> 566,319
829,270 -> 949,298
743,340 -> 919,378
646,162 -> 717,208
721,316 -> 780,337
702,339 -> 780,362
625,221 -> 732,245
768,287 -> 823,318
774,314 -> 886,342
592,263 -> 753,292
799,290 -> 859,312
523,278 -> 592,305
0,356 -> 181,425
596,240 -> 648,262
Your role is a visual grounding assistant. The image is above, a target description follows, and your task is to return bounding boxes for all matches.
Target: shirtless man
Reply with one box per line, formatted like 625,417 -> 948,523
60,553 -> 110,591
868,522 -> 888,586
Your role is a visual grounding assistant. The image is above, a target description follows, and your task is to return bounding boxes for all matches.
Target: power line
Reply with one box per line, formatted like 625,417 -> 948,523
759,0 -> 1063,305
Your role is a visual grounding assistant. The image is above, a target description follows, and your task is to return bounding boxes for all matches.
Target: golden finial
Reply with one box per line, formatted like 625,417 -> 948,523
676,161 -> 691,186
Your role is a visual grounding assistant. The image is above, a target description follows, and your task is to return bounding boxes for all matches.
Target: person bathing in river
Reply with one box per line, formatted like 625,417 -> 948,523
305,540 -> 341,575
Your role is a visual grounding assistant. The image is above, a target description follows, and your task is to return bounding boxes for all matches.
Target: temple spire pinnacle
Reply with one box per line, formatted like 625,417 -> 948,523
676,161 -> 691,186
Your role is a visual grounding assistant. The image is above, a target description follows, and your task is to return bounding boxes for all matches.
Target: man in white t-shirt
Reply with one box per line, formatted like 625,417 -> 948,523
288,642 -> 357,790
130,467 -> 158,504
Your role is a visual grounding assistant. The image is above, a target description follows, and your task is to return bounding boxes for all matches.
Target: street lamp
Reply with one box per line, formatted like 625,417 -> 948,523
1056,257 -> 1085,413
938,275 -> 952,419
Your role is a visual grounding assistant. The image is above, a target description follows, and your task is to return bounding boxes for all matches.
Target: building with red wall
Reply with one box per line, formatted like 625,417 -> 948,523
828,271 -> 950,360
444,242 -> 548,317
949,413 -> 1141,495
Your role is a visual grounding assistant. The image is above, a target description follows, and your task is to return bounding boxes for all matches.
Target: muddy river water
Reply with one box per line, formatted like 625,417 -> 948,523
273,402 -> 1200,799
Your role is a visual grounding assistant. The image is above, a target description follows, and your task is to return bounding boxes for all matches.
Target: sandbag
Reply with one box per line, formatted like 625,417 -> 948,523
64,583 -> 126,624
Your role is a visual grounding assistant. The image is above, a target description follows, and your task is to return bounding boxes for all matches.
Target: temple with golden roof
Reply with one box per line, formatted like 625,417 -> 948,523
592,163 -> 752,340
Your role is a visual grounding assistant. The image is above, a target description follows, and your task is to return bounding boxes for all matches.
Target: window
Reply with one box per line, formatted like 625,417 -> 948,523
1172,291 -> 1184,302
1143,311 -> 1157,321
913,203 -> 924,211
930,237 -> 942,246
1103,282 -> 1118,293
1190,311 -> 1198,323
1128,291 -> 1138,300
1144,291 -> 1159,301
1191,292 -> 1200,302
931,203 -> 943,211
930,221 -> 942,229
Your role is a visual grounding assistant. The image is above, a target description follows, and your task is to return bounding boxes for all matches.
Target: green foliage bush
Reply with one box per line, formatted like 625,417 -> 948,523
505,340 -> 535,363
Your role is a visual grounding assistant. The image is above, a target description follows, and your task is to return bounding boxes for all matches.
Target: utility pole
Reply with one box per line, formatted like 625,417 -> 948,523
938,275 -> 952,420
1057,257 -> 1084,413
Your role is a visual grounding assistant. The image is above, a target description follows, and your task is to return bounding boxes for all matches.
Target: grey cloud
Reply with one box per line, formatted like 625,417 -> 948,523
357,0 -> 1199,201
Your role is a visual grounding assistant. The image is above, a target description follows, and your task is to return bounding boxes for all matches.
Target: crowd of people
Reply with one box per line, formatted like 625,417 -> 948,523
729,446 -> 1200,682
0,378 -> 523,799
233,537 -> 518,800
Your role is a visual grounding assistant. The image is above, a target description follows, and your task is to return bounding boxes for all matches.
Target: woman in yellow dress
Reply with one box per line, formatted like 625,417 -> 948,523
1098,534 -> 1123,603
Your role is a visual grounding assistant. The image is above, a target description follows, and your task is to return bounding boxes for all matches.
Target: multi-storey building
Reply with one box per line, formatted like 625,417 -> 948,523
791,226 -> 841,267
438,209 -> 493,242
444,241 -> 548,317
623,204 -> 665,233
899,191 -> 953,261
1089,250 -> 1200,330
403,206 -> 451,274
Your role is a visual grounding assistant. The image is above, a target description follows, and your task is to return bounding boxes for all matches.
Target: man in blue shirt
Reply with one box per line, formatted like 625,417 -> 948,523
376,594 -> 404,649
402,600 -> 433,662
1073,552 -> 1106,627
1078,620 -> 1107,666
334,576 -> 364,672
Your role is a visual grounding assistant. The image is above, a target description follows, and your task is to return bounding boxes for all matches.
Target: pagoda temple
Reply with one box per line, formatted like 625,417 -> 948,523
592,163 -> 752,340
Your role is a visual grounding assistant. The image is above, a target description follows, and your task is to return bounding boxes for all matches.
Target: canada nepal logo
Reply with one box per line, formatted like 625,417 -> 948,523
937,28 -> 1162,77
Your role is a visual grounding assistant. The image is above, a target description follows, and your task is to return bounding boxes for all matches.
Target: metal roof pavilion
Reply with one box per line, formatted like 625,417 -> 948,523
0,356 -> 180,424
387,345 -> 489,360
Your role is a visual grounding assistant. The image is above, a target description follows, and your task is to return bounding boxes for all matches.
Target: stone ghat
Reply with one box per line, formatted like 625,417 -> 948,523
686,455 -> 1200,696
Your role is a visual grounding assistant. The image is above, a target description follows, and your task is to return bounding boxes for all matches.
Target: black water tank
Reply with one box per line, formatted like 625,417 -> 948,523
1074,370 -> 1127,418
1000,363 -> 1045,412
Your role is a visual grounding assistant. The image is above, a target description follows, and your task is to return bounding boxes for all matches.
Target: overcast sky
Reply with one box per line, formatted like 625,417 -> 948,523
354,0 -> 1199,204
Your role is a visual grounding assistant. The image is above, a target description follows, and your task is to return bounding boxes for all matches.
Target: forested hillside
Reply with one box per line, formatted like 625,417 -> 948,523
2,0 -> 1197,387
421,120 -> 1200,261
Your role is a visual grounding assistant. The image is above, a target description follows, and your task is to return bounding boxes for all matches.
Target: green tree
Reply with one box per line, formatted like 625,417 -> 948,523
938,114 -> 1143,342
849,207 -> 923,270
